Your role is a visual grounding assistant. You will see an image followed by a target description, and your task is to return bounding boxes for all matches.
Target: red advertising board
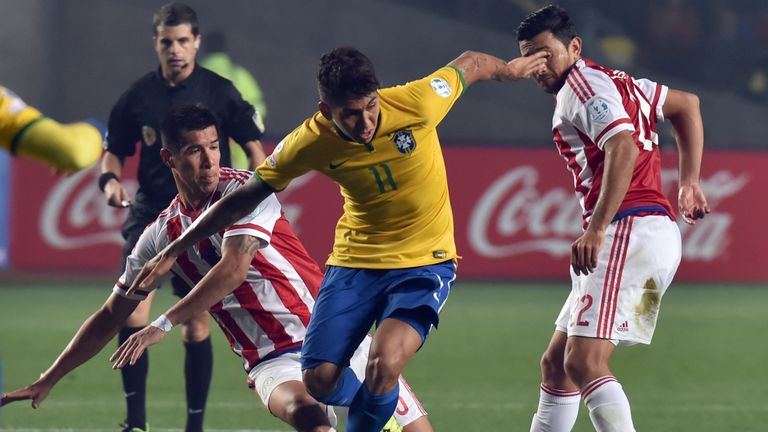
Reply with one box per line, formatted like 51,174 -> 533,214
9,147 -> 767,282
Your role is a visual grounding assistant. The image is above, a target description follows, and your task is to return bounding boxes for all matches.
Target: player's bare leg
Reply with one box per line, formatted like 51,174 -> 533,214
530,330 -> 581,432
345,318 -> 422,432
402,417 -> 434,432
180,311 -> 212,432
267,380 -> 336,432
119,290 -> 155,431
565,336 -> 634,432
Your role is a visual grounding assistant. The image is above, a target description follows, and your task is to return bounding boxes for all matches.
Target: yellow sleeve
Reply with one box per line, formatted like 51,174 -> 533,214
1,86 -> 103,172
18,119 -> 104,172
384,66 -> 466,129
255,121 -> 315,190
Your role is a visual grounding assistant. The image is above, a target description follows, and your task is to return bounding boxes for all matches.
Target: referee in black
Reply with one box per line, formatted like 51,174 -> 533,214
98,4 -> 265,432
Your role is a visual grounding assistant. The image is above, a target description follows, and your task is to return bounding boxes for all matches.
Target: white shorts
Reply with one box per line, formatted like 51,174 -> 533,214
248,350 -> 339,426
555,215 -> 681,345
248,336 -> 427,427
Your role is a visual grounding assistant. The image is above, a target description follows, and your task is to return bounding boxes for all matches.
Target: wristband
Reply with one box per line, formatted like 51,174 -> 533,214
150,314 -> 174,332
98,172 -> 119,192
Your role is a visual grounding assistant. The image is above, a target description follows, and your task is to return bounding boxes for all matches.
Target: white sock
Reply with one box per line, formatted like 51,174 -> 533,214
530,383 -> 581,432
582,376 -> 635,432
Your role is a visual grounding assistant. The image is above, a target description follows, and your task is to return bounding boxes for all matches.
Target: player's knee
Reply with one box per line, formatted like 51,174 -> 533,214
563,352 -> 599,387
181,317 -> 210,342
302,367 -> 339,400
365,353 -> 401,391
283,393 -> 329,430
540,350 -> 567,382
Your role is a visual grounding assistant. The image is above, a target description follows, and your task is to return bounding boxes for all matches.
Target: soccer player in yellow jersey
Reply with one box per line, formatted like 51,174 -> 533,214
121,46 -> 548,431
0,86 -> 103,172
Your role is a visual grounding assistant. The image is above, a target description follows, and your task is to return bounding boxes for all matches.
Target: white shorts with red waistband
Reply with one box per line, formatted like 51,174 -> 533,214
555,215 -> 681,345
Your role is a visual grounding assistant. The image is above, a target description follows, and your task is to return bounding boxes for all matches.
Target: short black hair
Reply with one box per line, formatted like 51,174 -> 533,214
153,2 -> 199,36
516,4 -> 577,45
317,47 -> 380,106
161,104 -> 219,153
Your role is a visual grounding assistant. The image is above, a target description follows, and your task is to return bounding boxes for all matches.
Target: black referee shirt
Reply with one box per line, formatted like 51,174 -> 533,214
106,64 -> 263,207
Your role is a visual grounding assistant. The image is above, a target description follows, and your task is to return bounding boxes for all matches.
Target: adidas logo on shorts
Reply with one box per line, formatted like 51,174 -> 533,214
617,321 -> 629,332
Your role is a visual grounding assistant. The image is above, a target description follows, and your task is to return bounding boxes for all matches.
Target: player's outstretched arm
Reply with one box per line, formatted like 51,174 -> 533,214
663,89 -> 710,224
113,234 -> 260,369
0,294 -> 138,408
128,175 -> 274,294
448,50 -> 548,86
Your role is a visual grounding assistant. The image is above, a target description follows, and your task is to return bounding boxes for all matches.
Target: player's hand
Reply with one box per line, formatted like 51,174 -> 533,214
504,51 -> 549,80
678,183 -> 710,225
1,378 -> 54,409
110,325 -> 168,369
127,247 -> 177,295
104,178 -> 132,208
571,228 -> 605,276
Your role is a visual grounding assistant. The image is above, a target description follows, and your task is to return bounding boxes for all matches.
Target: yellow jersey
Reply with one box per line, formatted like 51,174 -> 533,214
257,66 -> 466,269
0,86 -> 43,151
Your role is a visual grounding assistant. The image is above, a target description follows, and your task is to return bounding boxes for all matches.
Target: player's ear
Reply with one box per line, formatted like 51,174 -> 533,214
318,101 -> 332,120
569,36 -> 582,60
160,147 -> 174,168
194,36 -> 201,49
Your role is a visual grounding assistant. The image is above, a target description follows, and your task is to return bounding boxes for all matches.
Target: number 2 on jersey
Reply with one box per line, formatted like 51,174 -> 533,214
368,163 -> 397,194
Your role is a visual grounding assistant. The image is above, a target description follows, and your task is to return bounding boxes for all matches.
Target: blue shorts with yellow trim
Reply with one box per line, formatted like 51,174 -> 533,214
301,260 -> 456,370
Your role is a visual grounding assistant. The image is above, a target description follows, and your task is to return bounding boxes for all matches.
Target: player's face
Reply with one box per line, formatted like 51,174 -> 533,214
154,24 -> 200,79
173,126 -> 221,198
519,31 -> 582,94
324,93 -> 380,144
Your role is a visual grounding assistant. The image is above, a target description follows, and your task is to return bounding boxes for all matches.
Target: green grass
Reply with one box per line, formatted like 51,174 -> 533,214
1,282 -> 766,431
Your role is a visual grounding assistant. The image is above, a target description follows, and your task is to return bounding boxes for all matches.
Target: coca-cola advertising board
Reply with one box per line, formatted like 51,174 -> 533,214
8,147 -> 767,282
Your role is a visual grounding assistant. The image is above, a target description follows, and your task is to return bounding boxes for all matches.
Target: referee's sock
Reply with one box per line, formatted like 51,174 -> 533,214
184,337 -> 213,432
118,326 -> 148,429
347,384 -> 399,432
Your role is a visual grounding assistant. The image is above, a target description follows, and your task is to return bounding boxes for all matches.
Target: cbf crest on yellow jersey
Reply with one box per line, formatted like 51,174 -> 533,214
257,66 -> 466,269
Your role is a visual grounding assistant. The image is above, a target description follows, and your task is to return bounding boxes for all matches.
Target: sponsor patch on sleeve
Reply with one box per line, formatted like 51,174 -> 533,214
587,97 -> 611,123
430,78 -> 452,98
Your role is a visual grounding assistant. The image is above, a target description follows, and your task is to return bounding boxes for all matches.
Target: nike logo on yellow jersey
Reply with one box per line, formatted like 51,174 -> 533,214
329,159 -> 350,169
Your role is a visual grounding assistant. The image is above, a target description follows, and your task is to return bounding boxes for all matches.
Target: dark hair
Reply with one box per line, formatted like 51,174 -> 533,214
161,104 -> 218,153
317,47 -> 380,106
153,2 -> 199,36
516,4 -> 577,45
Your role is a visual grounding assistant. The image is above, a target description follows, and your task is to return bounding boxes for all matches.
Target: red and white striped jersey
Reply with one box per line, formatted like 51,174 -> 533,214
113,167 -> 323,372
552,58 -> 674,226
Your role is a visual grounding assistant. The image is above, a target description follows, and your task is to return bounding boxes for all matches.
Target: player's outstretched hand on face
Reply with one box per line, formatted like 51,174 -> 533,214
571,228 -> 605,276
678,183 -> 710,225
1,378 -> 53,409
505,51 -> 549,80
110,325 -> 168,370
127,248 -> 177,296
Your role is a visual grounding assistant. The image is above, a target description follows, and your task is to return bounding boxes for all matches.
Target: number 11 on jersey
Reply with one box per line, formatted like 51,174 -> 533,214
369,163 -> 397,194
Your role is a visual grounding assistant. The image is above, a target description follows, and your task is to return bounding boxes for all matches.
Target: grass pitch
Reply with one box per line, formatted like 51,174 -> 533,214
0,281 -> 765,431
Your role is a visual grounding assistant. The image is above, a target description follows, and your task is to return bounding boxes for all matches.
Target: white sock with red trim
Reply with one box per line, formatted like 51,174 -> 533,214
582,376 -> 635,432
530,383 -> 581,432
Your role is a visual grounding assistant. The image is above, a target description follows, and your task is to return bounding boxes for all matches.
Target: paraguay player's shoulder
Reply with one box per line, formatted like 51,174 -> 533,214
219,167 -> 253,186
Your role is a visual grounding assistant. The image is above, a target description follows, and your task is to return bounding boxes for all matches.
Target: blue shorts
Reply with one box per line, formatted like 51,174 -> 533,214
301,260 -> 456,370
